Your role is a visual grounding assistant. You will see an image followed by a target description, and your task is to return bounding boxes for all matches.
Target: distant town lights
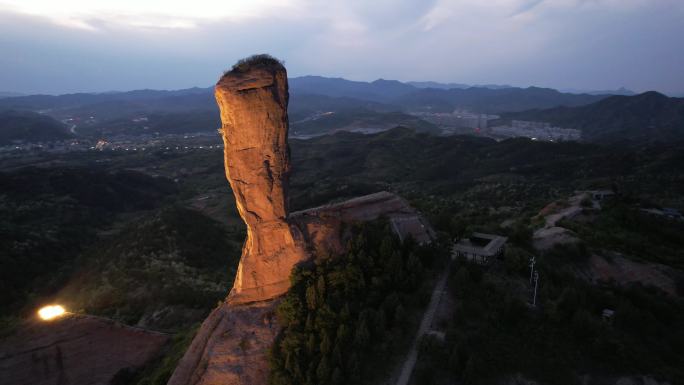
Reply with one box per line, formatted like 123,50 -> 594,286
38,305 -> 66,320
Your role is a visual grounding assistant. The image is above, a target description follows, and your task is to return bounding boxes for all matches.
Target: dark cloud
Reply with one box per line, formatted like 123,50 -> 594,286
0,0 -> 682,95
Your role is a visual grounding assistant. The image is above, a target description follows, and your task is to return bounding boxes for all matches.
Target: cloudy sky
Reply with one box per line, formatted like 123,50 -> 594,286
1,0 -> 683,95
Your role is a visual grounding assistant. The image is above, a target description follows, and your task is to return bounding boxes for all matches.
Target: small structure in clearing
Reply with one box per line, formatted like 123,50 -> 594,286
602,308 -> 615,323
452,232 -> 508,265
575,189 -> 615,202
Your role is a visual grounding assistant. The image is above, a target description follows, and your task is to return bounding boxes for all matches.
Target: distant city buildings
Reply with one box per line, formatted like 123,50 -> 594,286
411,110 -> 580,142
490,120 -> 581,142
0,132 -> 223,159
410,110 -> 499,133
451,109 -> 500,130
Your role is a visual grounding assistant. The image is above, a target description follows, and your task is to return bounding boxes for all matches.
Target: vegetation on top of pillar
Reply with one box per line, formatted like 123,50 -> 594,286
225,54 -> 285,76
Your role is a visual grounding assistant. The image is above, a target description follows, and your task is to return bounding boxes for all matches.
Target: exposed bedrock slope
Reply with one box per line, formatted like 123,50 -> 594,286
0,314 -> 168,385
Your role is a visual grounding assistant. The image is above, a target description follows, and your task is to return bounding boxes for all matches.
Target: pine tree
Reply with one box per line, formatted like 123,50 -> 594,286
332,344 -> 344,368
340,303 -> 351,322
317,275 -> 326,302
353,319 -> 370,348
320,331 -> 332,355
316,356 -> 331,384
406,252 -> 423,286
347,353 -> 361,383
305,313 -> 314,332
306,334 -> 317,354
331,366 -> 344,385
374,308 -> 387,335
336,323 -> 351,347
305,284 -> 317,310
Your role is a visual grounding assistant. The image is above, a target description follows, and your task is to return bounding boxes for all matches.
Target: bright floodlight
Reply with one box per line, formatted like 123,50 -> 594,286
38,305 -> 66,320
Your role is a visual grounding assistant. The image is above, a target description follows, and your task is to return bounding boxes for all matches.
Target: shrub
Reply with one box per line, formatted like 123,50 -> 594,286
226,54 -> 284,75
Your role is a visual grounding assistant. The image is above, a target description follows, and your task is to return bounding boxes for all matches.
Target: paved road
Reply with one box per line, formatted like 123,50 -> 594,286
395,264 -> 450,385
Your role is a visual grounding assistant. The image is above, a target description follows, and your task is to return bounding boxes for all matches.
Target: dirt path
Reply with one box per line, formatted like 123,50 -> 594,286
395,264 -> 450,385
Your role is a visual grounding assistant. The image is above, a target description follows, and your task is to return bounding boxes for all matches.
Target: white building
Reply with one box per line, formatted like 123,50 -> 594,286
452,232 -> 508,265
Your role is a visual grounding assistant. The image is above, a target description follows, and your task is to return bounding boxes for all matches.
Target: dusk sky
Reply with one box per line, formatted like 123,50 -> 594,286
1,0 -> 683,95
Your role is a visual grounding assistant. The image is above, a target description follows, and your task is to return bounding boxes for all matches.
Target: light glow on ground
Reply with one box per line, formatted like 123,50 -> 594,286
38,305 -> 66,320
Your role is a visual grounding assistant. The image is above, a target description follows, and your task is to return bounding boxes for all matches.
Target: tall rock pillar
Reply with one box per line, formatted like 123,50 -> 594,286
215,56 -> 308,305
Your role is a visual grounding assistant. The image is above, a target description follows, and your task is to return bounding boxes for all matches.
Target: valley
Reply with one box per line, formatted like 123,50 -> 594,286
1,121 -> 683,384
1,69 -> 683,385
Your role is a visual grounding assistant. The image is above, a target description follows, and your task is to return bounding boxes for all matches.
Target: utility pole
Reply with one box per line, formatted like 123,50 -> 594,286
529,256 -> 536,284
532,271 -> 539,307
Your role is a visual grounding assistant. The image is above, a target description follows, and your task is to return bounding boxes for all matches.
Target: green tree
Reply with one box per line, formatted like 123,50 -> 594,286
305,285 -> 318,310
320,331 -> 332,355
316,356 -> 331,383
331,367 -> 344,385
317,276 -> 327,302
353,319 -> 370,348
306,334 -> 317,354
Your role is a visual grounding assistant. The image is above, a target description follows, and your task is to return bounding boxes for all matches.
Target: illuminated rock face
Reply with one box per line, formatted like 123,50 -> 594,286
166,300 -> 278,385
215,59 -> 308,305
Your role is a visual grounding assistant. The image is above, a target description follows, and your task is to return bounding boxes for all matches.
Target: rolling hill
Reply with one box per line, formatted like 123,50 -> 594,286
407,81 -> 513,90
393,86 -> 607,113
0,110 -> 71,145
290,108 -> 439,136
0,92 -> 25,98
0,77 -> 658,140
501,91 -> 684,143
289,76 -> 416,103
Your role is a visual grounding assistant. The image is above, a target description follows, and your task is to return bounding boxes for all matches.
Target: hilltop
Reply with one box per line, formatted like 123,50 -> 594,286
0,110 -> 71,145
0,77 -> 616,140
501,91 -> 684,143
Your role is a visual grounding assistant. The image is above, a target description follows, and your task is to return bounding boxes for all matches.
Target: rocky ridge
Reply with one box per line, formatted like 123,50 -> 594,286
168,56 -> 434,385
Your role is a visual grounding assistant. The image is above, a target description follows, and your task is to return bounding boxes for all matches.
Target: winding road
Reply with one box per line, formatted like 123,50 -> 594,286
395,263 -> 450,385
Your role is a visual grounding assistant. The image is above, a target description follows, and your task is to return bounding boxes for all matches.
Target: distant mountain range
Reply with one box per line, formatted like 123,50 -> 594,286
559,87 -> 636,96
0,77 -> 627,118
289,77 -> 606,113
392,86 -> 606,113
0,87 -> 214,114
501,91 -> 684,143
289,76 -> 415,103
0,92 -> 25,98
406,81 -> 513,90
1,77 -> 682,143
